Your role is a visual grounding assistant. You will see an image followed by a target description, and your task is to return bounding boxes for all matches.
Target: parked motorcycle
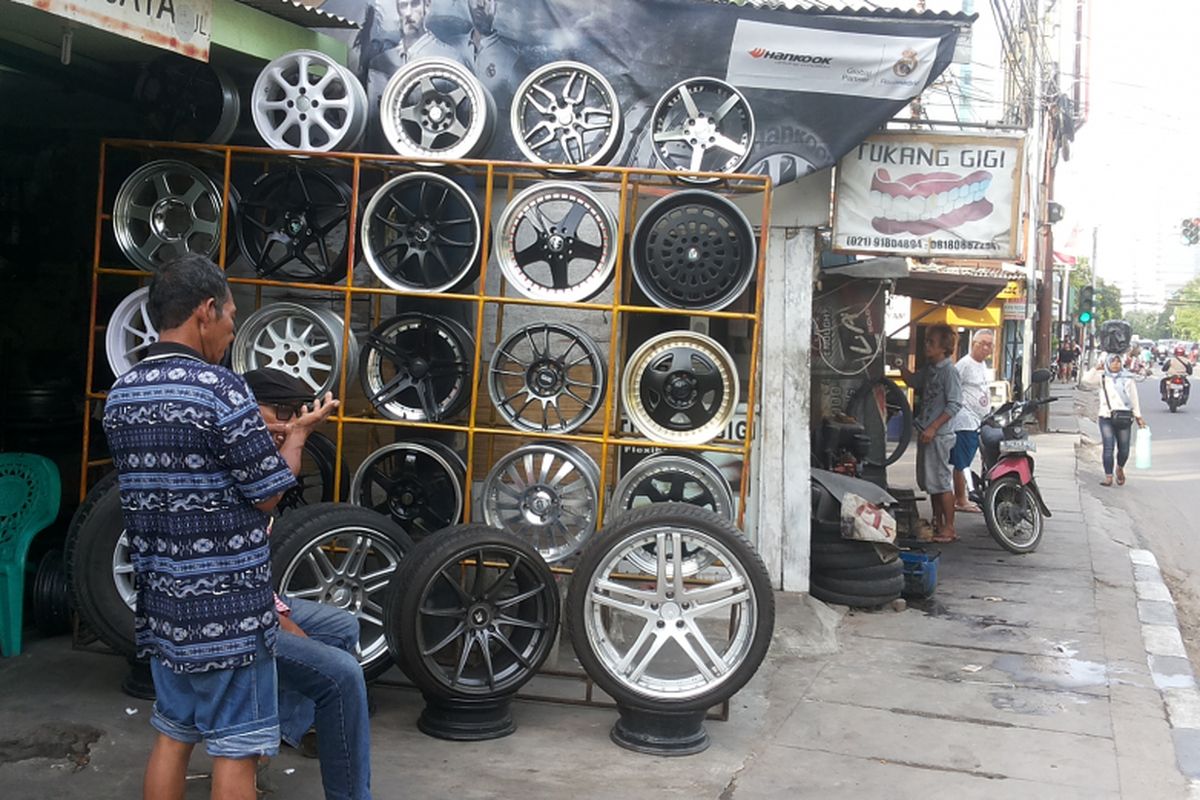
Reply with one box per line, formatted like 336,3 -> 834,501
1165,375 -> 1188,412
970,368 -> 1055,554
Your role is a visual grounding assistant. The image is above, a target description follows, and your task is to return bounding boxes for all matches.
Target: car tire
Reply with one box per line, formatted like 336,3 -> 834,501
66,474 -> 137,657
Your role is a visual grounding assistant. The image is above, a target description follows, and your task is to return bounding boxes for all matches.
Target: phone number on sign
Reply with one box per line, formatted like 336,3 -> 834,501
843,236 -> 1001,251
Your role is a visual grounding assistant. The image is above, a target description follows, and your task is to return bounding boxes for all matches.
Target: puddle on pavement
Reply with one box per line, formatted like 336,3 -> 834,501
0,723 -> 103,771
909,598 -> 1030,630
991,653 -> 1107,691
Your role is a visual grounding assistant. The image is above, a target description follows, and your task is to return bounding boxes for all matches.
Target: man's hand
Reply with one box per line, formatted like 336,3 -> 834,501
279,613 -> 308,638
270,393 -> 339,443
919,427 -> 936,445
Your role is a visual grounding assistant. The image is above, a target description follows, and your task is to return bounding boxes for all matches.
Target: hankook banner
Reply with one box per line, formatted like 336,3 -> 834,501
832,132 -> 1024,259
14,0 -> 211,61
334,0 -> 962,184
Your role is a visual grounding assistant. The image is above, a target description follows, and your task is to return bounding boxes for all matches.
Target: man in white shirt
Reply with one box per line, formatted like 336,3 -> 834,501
950,330 -> 995,512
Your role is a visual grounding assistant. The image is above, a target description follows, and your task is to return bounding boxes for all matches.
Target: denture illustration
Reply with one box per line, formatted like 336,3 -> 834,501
869,168 -> 993,235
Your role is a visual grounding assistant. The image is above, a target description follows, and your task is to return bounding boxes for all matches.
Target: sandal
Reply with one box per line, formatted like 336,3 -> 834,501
1099,476 -> 1113,487
931,532 -> 959,543
956,502 -> 982,513
1116,467 -> 1126,486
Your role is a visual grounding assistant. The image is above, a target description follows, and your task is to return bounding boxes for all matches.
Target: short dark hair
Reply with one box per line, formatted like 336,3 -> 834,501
147,254 -> 230,331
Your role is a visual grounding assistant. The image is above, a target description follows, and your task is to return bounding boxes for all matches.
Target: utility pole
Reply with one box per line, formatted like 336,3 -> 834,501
1021,0 -> 1046,396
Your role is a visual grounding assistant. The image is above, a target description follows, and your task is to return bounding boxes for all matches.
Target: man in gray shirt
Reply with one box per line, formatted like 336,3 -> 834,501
898,324 -> 963,542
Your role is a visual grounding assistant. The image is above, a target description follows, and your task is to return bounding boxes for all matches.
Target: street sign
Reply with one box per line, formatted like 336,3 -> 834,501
13,0 -> 212,61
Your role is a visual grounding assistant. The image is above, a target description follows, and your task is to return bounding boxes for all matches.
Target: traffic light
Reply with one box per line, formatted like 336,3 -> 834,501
1077,285 -> 1095,324
1182,218 -> 1200,246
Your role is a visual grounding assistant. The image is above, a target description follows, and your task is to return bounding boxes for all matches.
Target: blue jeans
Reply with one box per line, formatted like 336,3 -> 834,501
1098,416 -> 1131,476
278,598 -> 371,800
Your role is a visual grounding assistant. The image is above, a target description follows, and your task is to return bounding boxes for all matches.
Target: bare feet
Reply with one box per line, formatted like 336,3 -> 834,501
931,526 -> 958,543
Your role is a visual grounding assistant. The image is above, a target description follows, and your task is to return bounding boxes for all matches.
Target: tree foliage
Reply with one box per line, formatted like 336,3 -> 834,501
1164,277 -> 1200,341
1069,259 -> 1123,325
1125,310 -> 1169,340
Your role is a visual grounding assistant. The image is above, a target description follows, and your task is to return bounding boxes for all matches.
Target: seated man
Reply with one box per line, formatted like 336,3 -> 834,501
1160,345 -> 1193,403
244,367 -> 372,800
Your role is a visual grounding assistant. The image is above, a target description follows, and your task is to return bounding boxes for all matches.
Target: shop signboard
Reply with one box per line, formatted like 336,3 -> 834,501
14,0 -> 212,61
832,132 -> 1025,259
1003,300 -> 1028,321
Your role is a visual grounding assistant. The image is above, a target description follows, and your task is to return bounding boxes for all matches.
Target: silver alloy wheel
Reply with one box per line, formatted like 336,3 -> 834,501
487,322 -> 606,434
649,77 -> 755,183
112,160 -> 224,272
481,442 -> 600,564
112,530 -> 136,612
231,303 -> 356,397
251,50 -> 366,152
621,331 -> 739,445
581,523 -> 760,701
511,61 -> 622,169
380,57 -> 495,160
105,287 -> 160,377
361,172 -> 481,293
349,441 -> 467,538
277,526 -> 404,670
495,182 -> 617,302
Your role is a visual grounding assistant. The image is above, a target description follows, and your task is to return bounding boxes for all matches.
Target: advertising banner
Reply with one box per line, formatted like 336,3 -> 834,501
340,0 -> 961,184
832,132 -> 1024,258
13,0 -> 212,61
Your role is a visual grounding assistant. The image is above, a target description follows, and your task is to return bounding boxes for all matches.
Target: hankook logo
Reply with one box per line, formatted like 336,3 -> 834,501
748,47 -> 833,66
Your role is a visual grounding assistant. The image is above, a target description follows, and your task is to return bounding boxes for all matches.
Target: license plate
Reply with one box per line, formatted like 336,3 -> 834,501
1000,439 -> 1036,454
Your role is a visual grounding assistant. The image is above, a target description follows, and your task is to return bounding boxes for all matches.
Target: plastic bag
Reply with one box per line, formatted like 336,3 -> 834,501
1135,426 -> 1152,470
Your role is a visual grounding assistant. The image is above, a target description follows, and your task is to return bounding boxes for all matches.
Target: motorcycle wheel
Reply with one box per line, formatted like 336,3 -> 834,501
1169,400 -> 1178,412
983,475 -> 1043,554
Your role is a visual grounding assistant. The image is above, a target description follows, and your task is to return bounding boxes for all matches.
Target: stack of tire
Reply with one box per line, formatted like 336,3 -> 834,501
809,471 -> 903,609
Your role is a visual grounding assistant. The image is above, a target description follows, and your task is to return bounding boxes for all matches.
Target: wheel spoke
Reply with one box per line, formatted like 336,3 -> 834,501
421,621 -> 466,657
495,582 -> 547,609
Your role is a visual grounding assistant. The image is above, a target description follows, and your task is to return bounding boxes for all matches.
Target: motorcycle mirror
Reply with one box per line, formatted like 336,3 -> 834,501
1031,368 -> 1053,384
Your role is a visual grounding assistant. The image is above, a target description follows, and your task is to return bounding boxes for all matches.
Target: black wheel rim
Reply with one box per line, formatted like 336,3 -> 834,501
351,441 -> 466,538
276,434 -> 341,513
487,322 -> 605,434
361,313 -> 475,421
235,166 -> 351,284
362,172 -> 481,293
631,191 -> 755,311
639,346 -> 726,433
413,543 -> 556,695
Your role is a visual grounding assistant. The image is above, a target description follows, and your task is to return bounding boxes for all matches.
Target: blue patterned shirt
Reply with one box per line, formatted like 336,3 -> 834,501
102,343 -> 296,673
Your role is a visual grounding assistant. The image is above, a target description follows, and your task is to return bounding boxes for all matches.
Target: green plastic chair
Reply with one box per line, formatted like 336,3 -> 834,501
0,453 -> 61,657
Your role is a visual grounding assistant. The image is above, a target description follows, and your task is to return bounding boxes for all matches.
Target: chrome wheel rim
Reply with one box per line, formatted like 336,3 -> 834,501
482,442 -> 600,564
487,322 -> 605,434
360,313 -> 475,422
112,160 -> 223,272
350,441 -> 466,538
361,172 -> 481,293
231,303 -> 355,397
278,526 -> 403,669
235,166 -> 352,284
622,331 -> 739,445
105,288 -> 160,377
511,61 -> 622,169
631,190 -> 756,311
112,530 -> 136,612
582,523 -> 759,701
251,50 -> 365,152
495,182 -> 617,302
650,77 -> 754,183
380,57 -> 494,160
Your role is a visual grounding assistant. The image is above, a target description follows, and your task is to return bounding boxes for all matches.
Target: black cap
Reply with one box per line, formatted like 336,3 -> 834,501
243,368 -> 315,405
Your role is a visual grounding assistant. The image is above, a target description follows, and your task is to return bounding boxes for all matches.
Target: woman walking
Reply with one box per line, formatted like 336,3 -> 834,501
1083,352 -> 1146,486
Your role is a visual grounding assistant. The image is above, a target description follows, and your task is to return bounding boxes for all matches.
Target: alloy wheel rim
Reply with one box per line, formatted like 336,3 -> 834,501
622,331 -> 739,445
231,303 -> 355,397
380,57 -> 494,160
251,50 -> 365,152
350,441 -> 466,538
481,443 -> 600,564
113,160 -> 223,272
487,322 -> 605,434
279,526 -> 404,668
105,287 -> 160,377
649,77 -> 754,183
112,530 -> 136,612
495,182 -> 617,302
582,524 -> 758,701
511,61 -> 622,169
361,313 -> 475,422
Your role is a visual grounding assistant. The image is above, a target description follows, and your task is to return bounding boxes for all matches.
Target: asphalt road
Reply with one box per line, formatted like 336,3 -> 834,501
1078,372 -> 1200,662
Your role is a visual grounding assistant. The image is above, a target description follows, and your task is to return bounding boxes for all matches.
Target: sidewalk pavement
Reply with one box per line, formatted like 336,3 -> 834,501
0,408 -> 1193,798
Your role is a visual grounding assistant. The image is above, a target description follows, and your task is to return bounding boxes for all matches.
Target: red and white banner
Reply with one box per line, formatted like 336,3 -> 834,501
14,0 -> 212,61
833,132 -> 1024,259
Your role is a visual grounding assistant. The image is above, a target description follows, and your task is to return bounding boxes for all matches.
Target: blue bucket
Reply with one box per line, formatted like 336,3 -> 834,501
899,549 -> 940,599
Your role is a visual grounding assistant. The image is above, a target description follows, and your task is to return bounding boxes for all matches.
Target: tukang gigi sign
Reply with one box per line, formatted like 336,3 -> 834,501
833,132 -> 1025,260
14,0 -> 212,61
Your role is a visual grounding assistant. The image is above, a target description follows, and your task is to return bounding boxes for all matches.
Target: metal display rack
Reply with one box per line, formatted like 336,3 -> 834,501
80,139 -> 772,527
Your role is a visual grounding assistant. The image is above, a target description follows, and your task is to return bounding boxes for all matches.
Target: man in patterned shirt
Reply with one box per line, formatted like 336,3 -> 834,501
103,254 -> 337,800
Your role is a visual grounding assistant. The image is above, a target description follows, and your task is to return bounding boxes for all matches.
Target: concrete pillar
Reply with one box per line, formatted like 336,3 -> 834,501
750,226 -> 815,591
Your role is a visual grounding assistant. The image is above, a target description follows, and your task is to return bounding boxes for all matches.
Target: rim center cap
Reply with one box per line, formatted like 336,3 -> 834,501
409,357 -> 430,378
525,487 -> 556,518
667,373 -> 696,403
330,586 -> 353,606
660,602 -> 682,621
429,105 -> 445,123
529,363 -> 563,395
554,107 -> 575,126
467,603 -> 492,628
413,223 -> 434,244
547,234 -> 566,252
151,198 -> 191,241
686,246 -> 701,262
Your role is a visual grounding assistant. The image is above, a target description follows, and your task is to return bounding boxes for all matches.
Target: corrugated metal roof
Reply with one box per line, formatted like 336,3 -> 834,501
235,0 -> 358,30
709,0 -> 976,24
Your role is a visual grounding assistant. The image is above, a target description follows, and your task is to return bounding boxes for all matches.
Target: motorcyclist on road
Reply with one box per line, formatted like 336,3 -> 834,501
1160,344 -> 1193,403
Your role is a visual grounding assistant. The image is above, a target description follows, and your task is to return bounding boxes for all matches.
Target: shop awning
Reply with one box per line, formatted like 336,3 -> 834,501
821,257 -> 1022,310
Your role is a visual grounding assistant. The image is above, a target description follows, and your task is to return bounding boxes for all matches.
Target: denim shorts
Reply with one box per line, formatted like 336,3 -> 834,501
950,430 -> 980,470
150,635 -> 280,758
